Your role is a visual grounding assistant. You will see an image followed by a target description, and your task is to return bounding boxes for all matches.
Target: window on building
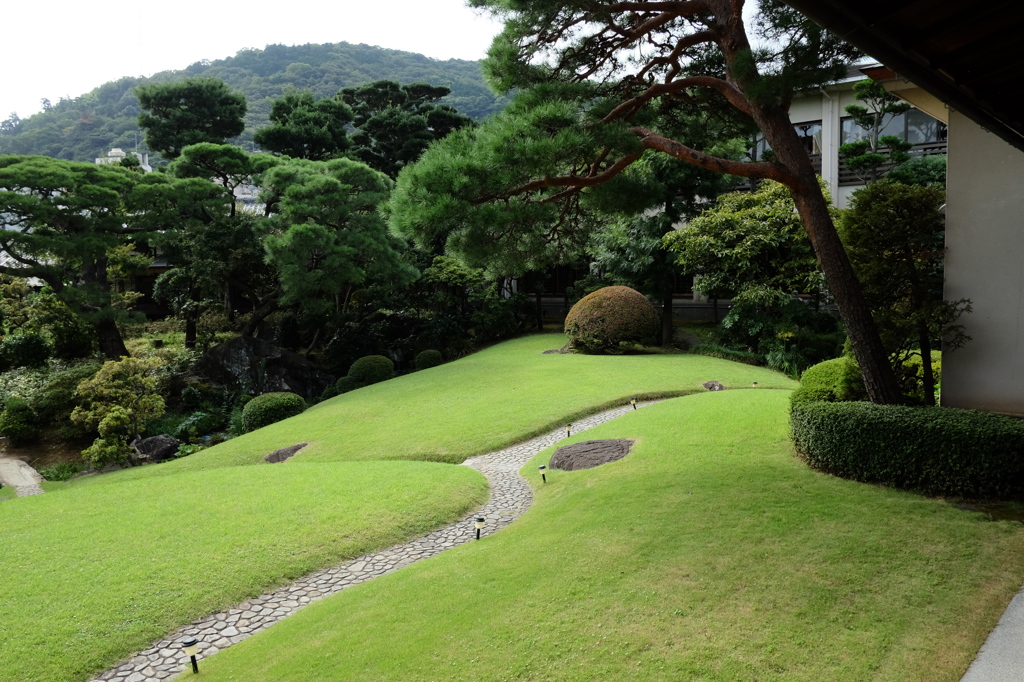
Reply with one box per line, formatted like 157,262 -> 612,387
840,109 -> 947,145
750,120 -> 822,160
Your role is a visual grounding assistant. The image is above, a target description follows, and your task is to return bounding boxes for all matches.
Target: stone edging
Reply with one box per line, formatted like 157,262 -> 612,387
91,400 -> 660,681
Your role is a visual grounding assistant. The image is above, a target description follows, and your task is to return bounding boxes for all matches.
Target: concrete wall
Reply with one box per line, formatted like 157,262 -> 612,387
942,111 -> 1024,415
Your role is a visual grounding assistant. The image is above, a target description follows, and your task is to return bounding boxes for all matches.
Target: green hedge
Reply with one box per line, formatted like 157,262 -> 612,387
791,401 -> 1024,499
564,286 -> 659,353
241,392 -> 306,433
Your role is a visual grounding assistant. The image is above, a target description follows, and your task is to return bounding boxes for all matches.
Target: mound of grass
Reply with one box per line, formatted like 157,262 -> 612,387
0,461 -> 486,682
73,334 -> 795,487
195,391 -> 1024,681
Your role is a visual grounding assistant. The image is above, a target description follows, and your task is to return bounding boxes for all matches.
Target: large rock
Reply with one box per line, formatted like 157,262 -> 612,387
549,439 -> 634,471
194,337 -> 336,400
131,434 -> 182,464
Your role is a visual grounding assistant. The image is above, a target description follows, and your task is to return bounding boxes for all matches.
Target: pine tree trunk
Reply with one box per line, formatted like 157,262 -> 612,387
95,318 -> 129,359
754,101 -> 902,405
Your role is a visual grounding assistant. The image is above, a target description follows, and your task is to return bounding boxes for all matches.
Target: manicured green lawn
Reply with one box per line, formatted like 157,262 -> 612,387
0,461 -> 486,682
71,334 -> 795,489
195,390 -> 1024,681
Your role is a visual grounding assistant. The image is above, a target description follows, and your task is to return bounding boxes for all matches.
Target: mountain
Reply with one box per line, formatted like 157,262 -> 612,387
0,42 -> 509,163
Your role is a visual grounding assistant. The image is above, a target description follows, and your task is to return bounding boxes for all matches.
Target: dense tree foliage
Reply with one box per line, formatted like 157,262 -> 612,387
339,81 -> 475,178
390,0 -> 903,403
838,80 -> 913,183
136,78 -> 247,159
0,42 -> 508,163
253,91 -> 354,160
0,155 -> 221,357
841,182 -> 969,404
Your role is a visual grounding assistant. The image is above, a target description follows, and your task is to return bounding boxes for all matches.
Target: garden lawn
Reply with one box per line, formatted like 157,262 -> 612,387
195,390 -> 1024,681
71,334 -> 795,489
0,461 -> 486,682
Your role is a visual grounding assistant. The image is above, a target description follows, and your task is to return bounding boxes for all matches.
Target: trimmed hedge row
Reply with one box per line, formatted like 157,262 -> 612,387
791,400 -> 1024,499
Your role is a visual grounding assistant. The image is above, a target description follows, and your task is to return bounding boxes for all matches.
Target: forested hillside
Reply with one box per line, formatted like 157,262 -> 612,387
0,42 -> 507,163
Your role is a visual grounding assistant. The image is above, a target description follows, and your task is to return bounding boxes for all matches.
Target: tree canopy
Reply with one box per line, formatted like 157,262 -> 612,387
389,0 -> 903,403
253,91 -> 354,161
0,155 -> 222,357
136,78 -> 247,159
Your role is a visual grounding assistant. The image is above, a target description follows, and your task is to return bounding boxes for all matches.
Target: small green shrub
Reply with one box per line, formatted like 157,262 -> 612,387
174,410 -> 224,439
241,392 -> 306,433
791,357 -> 866,405
348,355 -> 394,385
691,343 -> 760,366
791,401 -> 1024,499
335,376 -> 364,395
30,362 -> 102,424
38,461 -> 82,481
564,286 -> 659,353
414,349 -> 443,371
0,333 -> 51,369
0,398 -> 40,446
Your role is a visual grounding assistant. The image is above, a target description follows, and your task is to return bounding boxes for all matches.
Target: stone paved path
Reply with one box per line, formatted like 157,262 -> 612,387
92,400 -> 659,681
0,456 -> 44,497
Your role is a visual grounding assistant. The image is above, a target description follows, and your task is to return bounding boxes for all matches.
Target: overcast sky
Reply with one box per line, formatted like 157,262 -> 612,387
1,0 -> 505,120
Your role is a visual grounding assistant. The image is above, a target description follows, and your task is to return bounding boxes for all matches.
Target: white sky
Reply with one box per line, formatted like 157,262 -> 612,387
1,0 -> 506,120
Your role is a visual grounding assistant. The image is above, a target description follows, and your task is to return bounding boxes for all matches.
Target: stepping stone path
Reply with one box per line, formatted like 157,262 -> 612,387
0,456 -> 44,497
92,400 -> 658,681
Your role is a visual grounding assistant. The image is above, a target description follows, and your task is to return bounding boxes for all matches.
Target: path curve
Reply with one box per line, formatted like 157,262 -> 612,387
0,456 -> 44,497
92,400 -> 659,681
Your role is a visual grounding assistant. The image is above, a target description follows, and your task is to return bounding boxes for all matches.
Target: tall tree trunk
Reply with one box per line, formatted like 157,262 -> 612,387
95,318 -> 129,359
184,283 -> 200,349
918,324 -> 935,407
756,104 -> 902,405
661,286 -> 674,347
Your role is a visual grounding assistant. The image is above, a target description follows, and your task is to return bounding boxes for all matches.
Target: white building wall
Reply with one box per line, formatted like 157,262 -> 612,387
942,110 -> 1024,415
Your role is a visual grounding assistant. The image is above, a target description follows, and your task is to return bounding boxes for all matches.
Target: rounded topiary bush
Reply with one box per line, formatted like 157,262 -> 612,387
564,286 -> 659,353
791,357 -> 865,405
334,376 -> 363,395
415,349 -> 443,371
241,392 -> 306,433
347,355 -> 394,385
0,397 -> 40,446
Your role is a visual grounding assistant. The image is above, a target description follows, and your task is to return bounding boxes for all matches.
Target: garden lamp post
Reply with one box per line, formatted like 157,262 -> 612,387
475,517 -> 485,540
752,381 -> 758,388
630,398 -> 637,410
539,464 -> 547,483
565,424 -> 572,438
181,636 -> 200,674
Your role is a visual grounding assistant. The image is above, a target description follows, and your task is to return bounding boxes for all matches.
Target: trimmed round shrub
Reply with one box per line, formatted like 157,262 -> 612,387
790,357 -> 865,405
0,333 -> 51,369
241,392 -> 306,433
564,286 -> 659,353
334,376 -> 364,395
791,401 -> 1024,499
415,349 -> 443,371
347,355 -> 394,385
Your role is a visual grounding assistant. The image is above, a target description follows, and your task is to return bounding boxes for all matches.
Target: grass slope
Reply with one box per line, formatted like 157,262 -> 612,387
195,391 -> 1024,681
72,335 -> 796,489
0,461 -> 486,682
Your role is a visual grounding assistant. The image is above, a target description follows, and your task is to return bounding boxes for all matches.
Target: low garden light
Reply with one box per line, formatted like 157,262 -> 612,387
565,424 -> 572,438
539,464 -> 547,483
752,381 -> 758,389
475,517 -> 485,540
181,636 -> 200,674
630,398 -> 637,410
